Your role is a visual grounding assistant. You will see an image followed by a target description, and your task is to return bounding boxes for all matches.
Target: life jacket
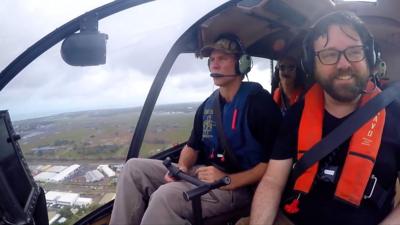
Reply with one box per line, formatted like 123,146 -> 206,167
273,86 -> 302,114
294,82 -> 386,206
202,82 -> 264,171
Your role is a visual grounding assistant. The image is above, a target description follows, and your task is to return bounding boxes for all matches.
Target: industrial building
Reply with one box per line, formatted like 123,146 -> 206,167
85,170 -> 105,182
75,197 -> 93,207
50,164 -> 80,182
97,165 -> 116,177
34,172 -> 58,182
34,164 -> 80,183
45,191 -> 92,207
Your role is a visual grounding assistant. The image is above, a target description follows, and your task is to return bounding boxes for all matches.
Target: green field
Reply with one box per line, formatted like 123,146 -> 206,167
14,103 -> 199,161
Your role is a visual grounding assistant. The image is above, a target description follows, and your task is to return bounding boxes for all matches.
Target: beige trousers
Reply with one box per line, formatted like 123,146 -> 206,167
109,158 -> 252,225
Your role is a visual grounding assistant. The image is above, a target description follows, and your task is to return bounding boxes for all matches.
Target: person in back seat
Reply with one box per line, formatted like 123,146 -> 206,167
250,11 -> 400,225
109,34 -> 282,225
272,56 -> 306,116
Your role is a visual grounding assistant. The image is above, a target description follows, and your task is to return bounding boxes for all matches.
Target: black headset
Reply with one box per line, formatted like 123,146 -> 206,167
301,26 -> 378,76
207,34 -> 253,76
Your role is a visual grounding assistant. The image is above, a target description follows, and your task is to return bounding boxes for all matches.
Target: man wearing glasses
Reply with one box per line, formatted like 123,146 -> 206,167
250,11 -> 400,225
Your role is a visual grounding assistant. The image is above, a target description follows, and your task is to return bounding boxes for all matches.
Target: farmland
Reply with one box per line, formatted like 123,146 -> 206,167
14,102 -> 198,162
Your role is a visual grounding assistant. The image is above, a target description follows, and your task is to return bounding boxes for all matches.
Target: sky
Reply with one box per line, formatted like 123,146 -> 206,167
0,0 -> 272,121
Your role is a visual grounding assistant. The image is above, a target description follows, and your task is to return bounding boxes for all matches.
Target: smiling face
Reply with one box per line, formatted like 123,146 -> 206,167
313,24 -> 370,102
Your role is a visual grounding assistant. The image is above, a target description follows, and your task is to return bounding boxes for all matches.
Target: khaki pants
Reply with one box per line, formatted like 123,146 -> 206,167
110,158 -> 252,225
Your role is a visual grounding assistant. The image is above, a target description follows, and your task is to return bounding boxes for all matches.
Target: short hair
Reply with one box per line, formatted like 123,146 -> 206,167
302,11 -> 375,73
200,33 -> 244,58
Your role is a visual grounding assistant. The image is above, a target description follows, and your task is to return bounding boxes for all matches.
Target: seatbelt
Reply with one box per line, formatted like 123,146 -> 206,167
292,81 -> 400,180
213,94 -> 242,172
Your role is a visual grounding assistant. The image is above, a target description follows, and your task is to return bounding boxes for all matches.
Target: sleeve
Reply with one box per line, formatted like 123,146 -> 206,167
186,102 -> 205,151
247,90 -> 282,162
270,101 -> 303,160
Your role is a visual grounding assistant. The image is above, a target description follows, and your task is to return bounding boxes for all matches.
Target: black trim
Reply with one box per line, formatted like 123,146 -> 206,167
150,142 -> 187,161
0,1 -> 244,223
126,0 -> 242,159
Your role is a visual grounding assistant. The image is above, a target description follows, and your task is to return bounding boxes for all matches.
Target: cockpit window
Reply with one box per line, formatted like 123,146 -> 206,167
0,1 -> 230,224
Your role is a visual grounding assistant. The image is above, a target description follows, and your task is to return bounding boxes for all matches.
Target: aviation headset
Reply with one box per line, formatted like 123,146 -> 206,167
207,34 -> 253,76
301,12 -> 379,77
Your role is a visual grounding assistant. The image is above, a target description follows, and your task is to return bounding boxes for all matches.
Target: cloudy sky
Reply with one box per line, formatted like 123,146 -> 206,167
0,0 -> 272,120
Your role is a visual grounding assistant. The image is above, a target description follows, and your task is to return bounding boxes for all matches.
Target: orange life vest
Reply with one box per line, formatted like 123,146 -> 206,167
294,82 -> 386,206
273,86 -> 302,108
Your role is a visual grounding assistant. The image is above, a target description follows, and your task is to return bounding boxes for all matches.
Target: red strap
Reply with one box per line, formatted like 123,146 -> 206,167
273,88 -> 281,106
294,84 -> 324,193
284,199 -> 300,214
231,109 -> 238,130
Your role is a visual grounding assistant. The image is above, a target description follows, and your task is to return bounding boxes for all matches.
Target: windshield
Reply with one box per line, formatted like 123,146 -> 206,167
0,0 -> 113,71
0,0 -> 230,224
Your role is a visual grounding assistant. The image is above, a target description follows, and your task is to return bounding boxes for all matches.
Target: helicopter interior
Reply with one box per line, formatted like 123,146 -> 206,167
1,0 -> 400,225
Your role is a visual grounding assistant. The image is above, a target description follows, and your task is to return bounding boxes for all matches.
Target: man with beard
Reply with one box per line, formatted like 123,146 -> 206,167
249,11 -> 400,225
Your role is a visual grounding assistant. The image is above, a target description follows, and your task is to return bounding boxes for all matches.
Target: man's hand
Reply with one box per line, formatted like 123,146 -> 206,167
164,166 -> 188,183
164,171 -> 176,183
195,166 -> 227,184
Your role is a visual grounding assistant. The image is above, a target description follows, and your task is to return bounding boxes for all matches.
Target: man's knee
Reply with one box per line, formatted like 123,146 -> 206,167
124,158 -> 145,171
119,158 -> 143,180
123,158 -> 156,178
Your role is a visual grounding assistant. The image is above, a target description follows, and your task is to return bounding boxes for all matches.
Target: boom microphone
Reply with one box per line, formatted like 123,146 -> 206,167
210,73 -> 238,78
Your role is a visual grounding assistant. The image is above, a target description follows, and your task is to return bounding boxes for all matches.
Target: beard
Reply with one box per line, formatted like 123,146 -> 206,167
315,68 -> 369,102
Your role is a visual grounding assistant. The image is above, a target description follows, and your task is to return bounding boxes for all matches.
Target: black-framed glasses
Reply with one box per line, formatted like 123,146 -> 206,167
315,45 -> 367,65
278,65 -> 296,72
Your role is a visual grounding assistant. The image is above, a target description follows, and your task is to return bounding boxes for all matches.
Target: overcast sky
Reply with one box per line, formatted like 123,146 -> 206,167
0,0 -> 272,121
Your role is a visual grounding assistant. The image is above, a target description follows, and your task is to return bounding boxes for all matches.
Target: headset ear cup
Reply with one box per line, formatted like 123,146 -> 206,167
238,54 -> 252,75
374,58 -> 387,79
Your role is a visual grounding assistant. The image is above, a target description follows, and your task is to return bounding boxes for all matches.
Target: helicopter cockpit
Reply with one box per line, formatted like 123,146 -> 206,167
0,0 -> 399,224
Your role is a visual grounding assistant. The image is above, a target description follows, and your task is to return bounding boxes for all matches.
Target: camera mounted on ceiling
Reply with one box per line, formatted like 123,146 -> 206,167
61,14 -> 108,66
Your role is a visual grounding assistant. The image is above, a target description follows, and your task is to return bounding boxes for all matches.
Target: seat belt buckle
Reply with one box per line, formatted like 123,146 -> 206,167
364,174 -> 377,199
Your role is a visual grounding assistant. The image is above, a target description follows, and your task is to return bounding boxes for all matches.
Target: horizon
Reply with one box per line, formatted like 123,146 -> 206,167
11,101 -> 202,122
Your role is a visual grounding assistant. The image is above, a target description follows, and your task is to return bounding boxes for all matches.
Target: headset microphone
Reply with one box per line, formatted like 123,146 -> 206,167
210,73 -> 238,78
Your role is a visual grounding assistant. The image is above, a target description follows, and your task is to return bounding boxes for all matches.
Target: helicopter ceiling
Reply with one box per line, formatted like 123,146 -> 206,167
198,0 -> 400,72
